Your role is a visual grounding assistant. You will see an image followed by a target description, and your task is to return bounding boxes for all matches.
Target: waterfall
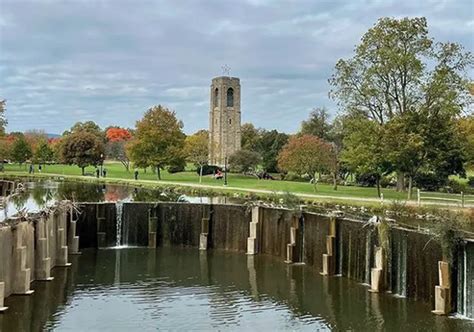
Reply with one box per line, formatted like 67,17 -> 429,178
457,242 -> 474,319
116,201 -> 124,247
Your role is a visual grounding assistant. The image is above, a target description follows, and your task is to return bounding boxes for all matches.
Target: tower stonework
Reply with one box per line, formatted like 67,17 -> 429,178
209,76 -> 241,166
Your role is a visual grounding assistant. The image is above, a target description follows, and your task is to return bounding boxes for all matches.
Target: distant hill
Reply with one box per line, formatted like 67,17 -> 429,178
47,133 -> 61,139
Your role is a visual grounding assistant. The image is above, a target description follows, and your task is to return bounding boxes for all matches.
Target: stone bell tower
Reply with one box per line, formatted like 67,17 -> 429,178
208,76 -> 241,166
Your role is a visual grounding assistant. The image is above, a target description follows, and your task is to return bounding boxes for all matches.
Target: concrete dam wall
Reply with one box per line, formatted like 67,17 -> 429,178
0,201 -> 473,319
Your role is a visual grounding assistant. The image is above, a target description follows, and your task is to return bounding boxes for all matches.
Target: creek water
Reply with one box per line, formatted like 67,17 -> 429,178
0,179 -> 241,221
0,247 -> 472,331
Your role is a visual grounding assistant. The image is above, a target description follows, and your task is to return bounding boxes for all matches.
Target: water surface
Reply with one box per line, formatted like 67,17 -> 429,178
0,248 -> 472,331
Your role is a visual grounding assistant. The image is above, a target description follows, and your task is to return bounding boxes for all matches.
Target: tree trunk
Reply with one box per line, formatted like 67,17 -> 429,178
376,176 -> 381,198
333,171 -> 337,190
396,171 -> 405,192
143,167 -> 147,173
313,172 -> 318,192
407,175 -> 413,200
156,166 -> 161,180
199,165 -> 203,183
81,167 -> 85,176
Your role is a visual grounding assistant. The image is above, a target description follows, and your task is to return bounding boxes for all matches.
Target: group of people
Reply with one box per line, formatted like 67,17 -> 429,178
28,164 -> 42,174
95,167 -> 107,178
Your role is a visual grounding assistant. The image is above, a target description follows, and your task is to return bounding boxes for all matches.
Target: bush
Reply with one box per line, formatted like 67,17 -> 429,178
441,179 -> 468,194
355,173 -> 379,187
282,173 -> 306,182
198,165 -> 222,176
167,163 -> 185,173
468,176 -> 474,188
413,172 -> 447,191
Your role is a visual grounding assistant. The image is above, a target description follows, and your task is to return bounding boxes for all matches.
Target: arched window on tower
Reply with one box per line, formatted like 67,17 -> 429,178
214,88 -> 219,108
226,88 -> 234,107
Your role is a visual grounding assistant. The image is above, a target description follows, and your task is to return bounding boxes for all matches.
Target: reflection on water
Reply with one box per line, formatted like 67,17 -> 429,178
0,248 -> 472,331
0,180 -> 241,221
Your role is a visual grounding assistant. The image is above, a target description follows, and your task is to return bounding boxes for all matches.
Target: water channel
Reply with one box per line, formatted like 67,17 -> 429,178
1,247 -> 472,331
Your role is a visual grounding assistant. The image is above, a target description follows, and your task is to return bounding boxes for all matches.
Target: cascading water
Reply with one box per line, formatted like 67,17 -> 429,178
457,241 -> 474,319
115,201 -> 124,247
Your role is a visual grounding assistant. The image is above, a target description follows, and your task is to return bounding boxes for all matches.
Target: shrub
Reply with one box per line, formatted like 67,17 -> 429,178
467,176 -> 474,188
198,165 -> 222,176
413,172 -> 447,191
167,163 -> 185,173
355,172 -> 378,187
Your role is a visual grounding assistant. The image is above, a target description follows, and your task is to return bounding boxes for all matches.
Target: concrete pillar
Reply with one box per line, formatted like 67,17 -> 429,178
148,209 -> 158,249
96,205 -> 106,249
321,216 -> 337,276
247,206 -> 261,255
433,261 -> 451,315
35,216 -> 54,281
370,247 -> 385,292
285,216 -> 300,264
55,211 -> 71,267
68,206 -> 81,255
0,282 -> 7,312
199,217 -> 210,250
12,225 -> 34,295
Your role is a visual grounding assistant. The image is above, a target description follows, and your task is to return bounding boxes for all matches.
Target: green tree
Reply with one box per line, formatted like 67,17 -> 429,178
241,123 -> 261,151
60,130 -> 105,175
330,17 -> 473,191
11,136 -> 33,166
278,135 -> 332,191
341,116 -> 386,197
184,130 -> 209,183
35,140 -> 55,166
228,149 -> 261,174
299,107 -> 332,141
257,130 -> 289,173
458,115 -> 474,167
0,100 -> 7,136
127,105 -> 185,180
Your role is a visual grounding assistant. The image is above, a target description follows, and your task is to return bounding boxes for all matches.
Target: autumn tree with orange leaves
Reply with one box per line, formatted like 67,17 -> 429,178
277,135 -> 334,191
106,127 -> 133,171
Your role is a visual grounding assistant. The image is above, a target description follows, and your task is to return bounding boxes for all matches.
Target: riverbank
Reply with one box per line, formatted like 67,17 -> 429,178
2,162 -> 473,210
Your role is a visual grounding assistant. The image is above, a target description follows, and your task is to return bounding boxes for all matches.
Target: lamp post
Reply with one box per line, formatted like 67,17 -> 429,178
100,153 -> 104,176
224,156 -> 228,186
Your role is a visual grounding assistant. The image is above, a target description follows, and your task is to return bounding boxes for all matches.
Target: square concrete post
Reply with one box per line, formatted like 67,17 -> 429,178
68,206 -> 81,255
0,282 -> 8,312
321,216 -> 337,276
199,217 -> 210,250
370,247 -> 386,293
56,211 -> 71,267
12,224 -> 34,295
35,216 -> 54,281
247,206 -> 261,255
433,261 -> 451,315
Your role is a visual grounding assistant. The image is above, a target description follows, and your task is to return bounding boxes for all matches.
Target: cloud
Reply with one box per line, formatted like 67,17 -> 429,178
0,0 -> 472,134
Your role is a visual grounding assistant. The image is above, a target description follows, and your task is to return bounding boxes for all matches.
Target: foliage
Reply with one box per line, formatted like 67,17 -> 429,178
11,136 -> 33,165
127,105 -> 185,180
184,130 -> 209,181
330,17 -> 473,192
35,140 -> 55,164
106,127 -> 132,171
277,135 -> 333,190
59,124 -> 105,175
198,165 -> 222,176
457,115 -> 474,167
413,172 -> 447,191
299,107 -> 332,141
106,127 -> 132,142
258,130 -> 289,172
0,100 -> 7,136
241,123 -> 260,151
228,149 -> 261,173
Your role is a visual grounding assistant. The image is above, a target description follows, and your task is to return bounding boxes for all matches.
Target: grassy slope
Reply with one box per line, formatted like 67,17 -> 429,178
3,162 -> 470,203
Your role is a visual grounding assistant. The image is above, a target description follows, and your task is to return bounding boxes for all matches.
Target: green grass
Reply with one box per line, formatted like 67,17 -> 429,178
2,161 -> 469,204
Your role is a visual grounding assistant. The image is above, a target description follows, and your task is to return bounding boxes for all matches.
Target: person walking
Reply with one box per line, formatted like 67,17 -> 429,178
96,168 -> 100,178
134,169 -> 139,180
102,168 -> 107,178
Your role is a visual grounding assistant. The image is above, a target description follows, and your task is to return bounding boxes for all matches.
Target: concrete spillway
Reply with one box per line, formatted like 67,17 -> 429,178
0,201 -> 473,319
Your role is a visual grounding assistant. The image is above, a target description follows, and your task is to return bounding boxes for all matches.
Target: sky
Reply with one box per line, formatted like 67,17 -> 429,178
0,0 -> 473,135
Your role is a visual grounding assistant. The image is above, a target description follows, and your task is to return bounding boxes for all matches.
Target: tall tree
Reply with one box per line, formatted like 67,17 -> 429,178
241,123 -> 261,151
228,149 -> 261,174
330,17 -> 473,191
257,130 -> 289,173
127,105 -> 185,180
458,115 -> 474,167
184,130 -> 209,183
299,107 -> 332,141
0,100 -> 7,136
11,136 -> 33,166
277,135 -> 332,190
35,140 -> 55,165
106,127 -> 132,172
59,124 -> 105,175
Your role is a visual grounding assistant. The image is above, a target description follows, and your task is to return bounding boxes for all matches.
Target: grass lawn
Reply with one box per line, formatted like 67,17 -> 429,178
2,162 -> 470,205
